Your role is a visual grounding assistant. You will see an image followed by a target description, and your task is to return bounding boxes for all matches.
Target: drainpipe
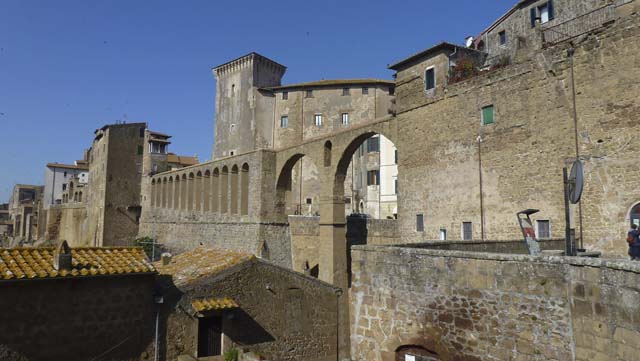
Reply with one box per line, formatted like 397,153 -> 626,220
477,135 -> 486,241
154,294 -> 164,361
335,288 -> 343,361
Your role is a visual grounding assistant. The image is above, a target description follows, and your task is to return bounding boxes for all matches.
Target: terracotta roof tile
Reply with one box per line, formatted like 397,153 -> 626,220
192,297 -> 239,312
155,247 -> 254,286
0,247 -> 155,281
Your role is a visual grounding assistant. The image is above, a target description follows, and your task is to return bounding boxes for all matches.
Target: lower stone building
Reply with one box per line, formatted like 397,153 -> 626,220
350,241 -> 640,361
0,242 -> 157,361
155,247 -> 344,361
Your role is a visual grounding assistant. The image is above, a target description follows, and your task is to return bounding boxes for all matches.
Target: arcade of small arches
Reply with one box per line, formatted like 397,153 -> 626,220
62,191 -> 83,204
149,162 -> 250,216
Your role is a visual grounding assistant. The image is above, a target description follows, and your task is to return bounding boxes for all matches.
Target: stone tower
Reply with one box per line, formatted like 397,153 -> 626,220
211,52 -> 286,160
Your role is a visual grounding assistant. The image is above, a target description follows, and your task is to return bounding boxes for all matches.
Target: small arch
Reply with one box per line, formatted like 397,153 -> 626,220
203,170 -> 211,212
195,171 -> 203,211
161,178 -> 168,208
240,163 -> 249,215
220,166 -> 229,214
230,165 -> 239,214
188,173 -> 195,211
324,141 -> 332,167
151,179 -> 156,207
212,168 -> 220,213
78,191 -> 83,202
167,176 -> 174,209
180,174 -> 188,210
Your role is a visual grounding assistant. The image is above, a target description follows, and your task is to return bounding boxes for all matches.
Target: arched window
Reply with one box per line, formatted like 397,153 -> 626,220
324,141 -> 332,167
240,163 -> 249,215
78,191 -> 82,202
230,165 -> 239,214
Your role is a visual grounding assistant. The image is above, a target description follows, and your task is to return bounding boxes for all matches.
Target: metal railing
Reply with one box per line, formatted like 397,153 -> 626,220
543,5 -> 616,45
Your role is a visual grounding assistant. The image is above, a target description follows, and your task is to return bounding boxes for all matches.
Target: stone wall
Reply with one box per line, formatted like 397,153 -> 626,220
351,245 -> 640,361
0,275 -> 156,361
394,5 -> 640,254
403,238 -> 565,254
162,259 -> 341,361
45,204 -> 88,246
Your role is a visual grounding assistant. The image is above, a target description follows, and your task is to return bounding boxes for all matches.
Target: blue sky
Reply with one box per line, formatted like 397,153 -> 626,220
0,0 -> 513,202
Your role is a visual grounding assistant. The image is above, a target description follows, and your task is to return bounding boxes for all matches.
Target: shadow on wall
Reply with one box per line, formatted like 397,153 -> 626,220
346,216 -> 368,287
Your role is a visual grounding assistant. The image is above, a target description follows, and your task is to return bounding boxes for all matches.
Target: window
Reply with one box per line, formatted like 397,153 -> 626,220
342,87 -> 350,96
367,170 -> 379,186
367,137 -> 379,153
463,222 -> 473,240
314,114 -> 323,127
531,1 -> 554,27
280,115 -> 289,128
137,145 -> 143,155
306,90 -> 313,98
394,178 -> 398,194
388,87 -> 395,95
63,171 -> 67,177
139,127 -> 145,137
282,91 -> 288,100
362,87 -> 369,95
341,113 -> 349,125
62,184 -> 67,191
197,316 -> 223,357
425,67 -> 435,91
482,105 -> 494,125
306,198 -> 313,204
394,150 -> 398,164
416,214 -> 424,232
537,220 -> 550,239
499,30 -> 507,46
440,228 -> 447,241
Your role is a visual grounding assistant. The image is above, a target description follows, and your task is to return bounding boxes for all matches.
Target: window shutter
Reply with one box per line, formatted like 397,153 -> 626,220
548,0 -> 555,20
482,106 -> 494,125
530,7 -> 537,27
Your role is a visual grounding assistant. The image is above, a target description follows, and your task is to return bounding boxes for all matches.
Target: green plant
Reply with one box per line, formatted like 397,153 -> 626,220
133,236 -> 155,260
224,346 -> 239,361
449,57 -> 480,84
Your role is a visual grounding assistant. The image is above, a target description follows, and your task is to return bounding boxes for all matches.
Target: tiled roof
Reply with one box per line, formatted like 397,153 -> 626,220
155,247 -> 254,286
192,297 -> 239,312
0,247 -> 155,281
46,163 -> 89,171
166,153 -> 199,167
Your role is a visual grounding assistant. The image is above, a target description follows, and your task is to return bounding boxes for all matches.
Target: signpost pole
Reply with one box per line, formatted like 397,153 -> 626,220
563,168 -> 572,256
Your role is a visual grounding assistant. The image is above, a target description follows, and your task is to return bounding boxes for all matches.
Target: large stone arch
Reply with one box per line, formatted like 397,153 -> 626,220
275,153 -> 305,223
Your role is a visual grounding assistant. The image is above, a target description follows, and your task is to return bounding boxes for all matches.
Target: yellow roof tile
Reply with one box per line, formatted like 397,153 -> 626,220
191,297 -> 239,313
0,247 -> 156,281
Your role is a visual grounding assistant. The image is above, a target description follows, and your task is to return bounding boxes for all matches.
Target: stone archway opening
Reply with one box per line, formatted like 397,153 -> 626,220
275,153 -> 321,222
629,202 -> 640,227
395,345 -> 440,361
336,132 -> 399,220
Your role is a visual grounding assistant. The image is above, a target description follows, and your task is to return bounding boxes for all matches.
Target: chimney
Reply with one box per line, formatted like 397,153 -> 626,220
161,252 -> 172,265
53,240 -> 72,271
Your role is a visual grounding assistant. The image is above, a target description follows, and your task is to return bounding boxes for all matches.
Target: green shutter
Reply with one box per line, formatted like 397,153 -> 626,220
482,106 -> 494,125
137,145 -> 143,155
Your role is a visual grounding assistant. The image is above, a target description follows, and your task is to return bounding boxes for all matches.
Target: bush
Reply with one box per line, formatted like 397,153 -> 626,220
224,346 -> 239,361
449,57 -> 480,84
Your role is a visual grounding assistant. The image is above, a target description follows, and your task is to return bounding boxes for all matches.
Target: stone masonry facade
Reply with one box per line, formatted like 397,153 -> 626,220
351,244 -> 640,361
